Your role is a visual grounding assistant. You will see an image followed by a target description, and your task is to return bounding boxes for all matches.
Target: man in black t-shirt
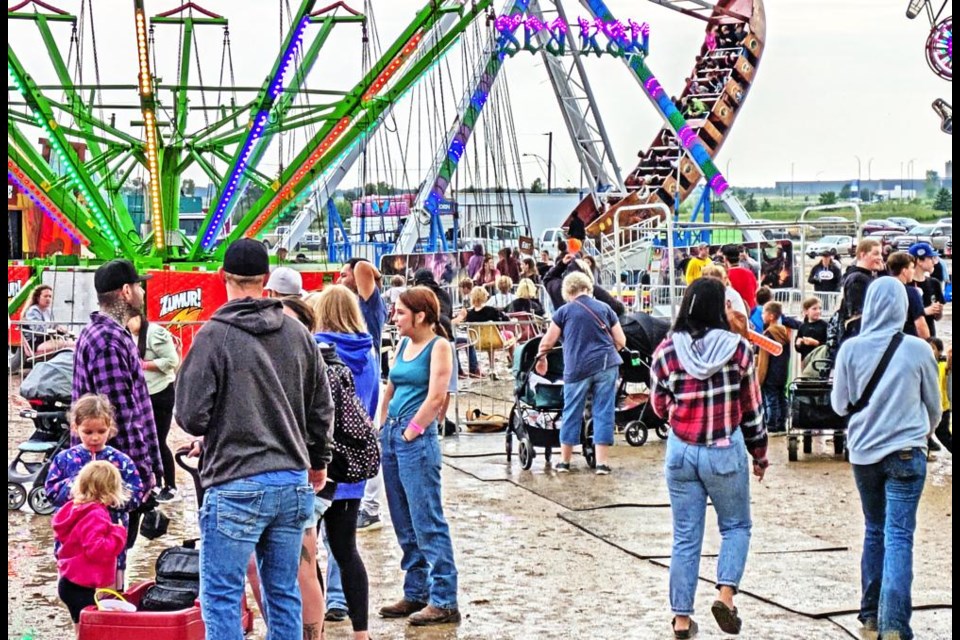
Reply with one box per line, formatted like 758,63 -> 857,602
887,252 -> 929,338
909,242 -> 945,337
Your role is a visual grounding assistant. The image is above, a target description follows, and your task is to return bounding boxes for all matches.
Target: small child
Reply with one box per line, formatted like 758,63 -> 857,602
46,395 -> 144,586
384,274 -> 406,307
757,301 -> 791,433
750,286 -> 772,333
53,460 -> 130,628
795,297 -> 829,364
929,339 -> 952,454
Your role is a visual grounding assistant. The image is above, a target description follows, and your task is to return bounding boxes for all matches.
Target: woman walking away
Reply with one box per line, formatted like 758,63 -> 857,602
127,311 -> 181,502
535,271 -> 626,475
53,461 -> 130,633
650,278 -> 769,639
831,277 -> 940,640
378,287 -> 460,626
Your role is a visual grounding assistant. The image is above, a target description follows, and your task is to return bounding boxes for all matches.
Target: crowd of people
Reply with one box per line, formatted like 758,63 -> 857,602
30,225 -> 950,640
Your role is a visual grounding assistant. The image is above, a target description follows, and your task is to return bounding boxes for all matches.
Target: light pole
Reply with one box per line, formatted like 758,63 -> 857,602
725,158 -> 733,184
523,153 -> 549,191
907,158 -> 917,196
900,161 -> 904,201
790,162 -> 795,199
854,155 -> 861,197
543,132 -> 553,193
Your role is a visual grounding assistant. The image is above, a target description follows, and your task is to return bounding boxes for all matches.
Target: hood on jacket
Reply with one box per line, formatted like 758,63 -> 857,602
52,501 -> 102,539
860,276 -> 907,337
765,323 -> 791,345
672,329 -> 742,380
211,297 -> 285,335
315,331 -> 373,376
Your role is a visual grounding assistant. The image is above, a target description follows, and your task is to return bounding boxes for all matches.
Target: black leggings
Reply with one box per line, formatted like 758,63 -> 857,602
323,499 -> 368,632
58,576 -> 96,623
935,410 -> 952,454
150,384 -> 176,489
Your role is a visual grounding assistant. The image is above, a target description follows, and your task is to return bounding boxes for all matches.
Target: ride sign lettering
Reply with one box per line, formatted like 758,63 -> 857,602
495,15 -> 649,59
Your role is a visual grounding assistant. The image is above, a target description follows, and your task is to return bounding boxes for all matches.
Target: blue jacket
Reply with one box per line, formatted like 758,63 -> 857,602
831,277 -> 941,465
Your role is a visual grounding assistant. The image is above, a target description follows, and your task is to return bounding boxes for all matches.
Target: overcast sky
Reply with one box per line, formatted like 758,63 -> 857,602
9,0 -> 953,189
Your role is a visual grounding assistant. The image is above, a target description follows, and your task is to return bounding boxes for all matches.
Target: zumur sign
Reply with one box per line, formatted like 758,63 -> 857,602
495,15 -> 649,59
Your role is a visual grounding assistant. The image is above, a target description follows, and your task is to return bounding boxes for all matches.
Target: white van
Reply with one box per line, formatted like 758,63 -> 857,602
539,228 -> 566,251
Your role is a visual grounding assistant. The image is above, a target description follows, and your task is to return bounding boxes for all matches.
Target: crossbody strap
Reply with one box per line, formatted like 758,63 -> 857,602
573,298 -> 615,345
846,332 -> 904,416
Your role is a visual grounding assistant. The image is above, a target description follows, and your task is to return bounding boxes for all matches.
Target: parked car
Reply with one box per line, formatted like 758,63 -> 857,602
945,238 -> 952,259
295,232 -> 326,251
807,235 -> 854,258
893,223 -> 952,252
866,230 -> 904,256
538,227 -> 566,252
261,225 -> 290,250
814,216 -> 857,236
862,219 -> 906,235
886,216 -> 920,231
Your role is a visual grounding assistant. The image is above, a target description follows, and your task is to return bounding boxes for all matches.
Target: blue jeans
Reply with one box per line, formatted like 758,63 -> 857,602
455,336 -> 479,374
561,366 -> 618,447
380,416 -> 459,609
199,478 -> 314,640
853,448 -> 927,640
664,429 -> 752,616
762,383 -> 787,432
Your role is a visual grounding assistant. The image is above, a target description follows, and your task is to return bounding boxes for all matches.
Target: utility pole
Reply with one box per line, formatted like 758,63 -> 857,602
545,131 -> 553,193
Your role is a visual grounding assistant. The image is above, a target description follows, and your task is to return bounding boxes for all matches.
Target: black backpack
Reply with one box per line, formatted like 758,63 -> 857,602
324,361 -> 381,484
139,541 -> 200,612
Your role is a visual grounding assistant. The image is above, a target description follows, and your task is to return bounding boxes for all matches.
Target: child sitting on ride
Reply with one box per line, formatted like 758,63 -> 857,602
757,302 -> 792,434
52,460 -> 131,629
45,395 -> 144,587
795,297 -> 829,365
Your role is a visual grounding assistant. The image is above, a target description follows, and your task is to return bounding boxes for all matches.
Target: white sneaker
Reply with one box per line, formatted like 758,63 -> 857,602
156,487 -> 182,503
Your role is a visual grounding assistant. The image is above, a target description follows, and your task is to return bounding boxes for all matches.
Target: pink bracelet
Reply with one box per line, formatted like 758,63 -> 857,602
408,421 -> 425,435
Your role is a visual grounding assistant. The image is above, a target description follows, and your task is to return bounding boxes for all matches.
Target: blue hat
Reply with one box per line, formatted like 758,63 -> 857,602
908,241 -> 938,259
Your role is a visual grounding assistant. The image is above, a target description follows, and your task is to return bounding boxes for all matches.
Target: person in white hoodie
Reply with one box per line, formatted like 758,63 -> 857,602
831,276 -> 941,640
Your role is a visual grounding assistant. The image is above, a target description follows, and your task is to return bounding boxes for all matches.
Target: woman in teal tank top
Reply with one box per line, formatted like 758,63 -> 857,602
377,287 -> 461,626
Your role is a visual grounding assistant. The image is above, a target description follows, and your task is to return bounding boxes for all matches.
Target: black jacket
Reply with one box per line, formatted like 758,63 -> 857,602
175,297 -> 334,488
808,262 -> 842,293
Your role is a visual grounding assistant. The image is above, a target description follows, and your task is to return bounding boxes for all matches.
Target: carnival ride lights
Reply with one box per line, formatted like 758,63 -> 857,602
201,16 -> 312,250
927,16 -> 952,80
135,8 -> 165,250
7,159 -> 88,246
7,58 -> 122,251
362,32 -> 424,101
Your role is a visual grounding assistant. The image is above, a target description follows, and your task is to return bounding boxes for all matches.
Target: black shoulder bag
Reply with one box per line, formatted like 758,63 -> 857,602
845,332 -> 904,417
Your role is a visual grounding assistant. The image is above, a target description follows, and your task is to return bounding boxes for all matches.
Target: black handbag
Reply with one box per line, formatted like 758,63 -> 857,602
139,542 -> 200,612
139,508 -> 170,540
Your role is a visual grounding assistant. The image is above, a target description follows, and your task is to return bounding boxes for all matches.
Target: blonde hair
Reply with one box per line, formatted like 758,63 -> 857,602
573,259 -> 593,282
71,460 -> 129,508
516,278 -> 537,299
469,286 -> 489,308
307,284 -> 367,334
701,264 -> 728,283
496,275 -> 513,294
70,394 -> 118,438
562,271 -> 594,301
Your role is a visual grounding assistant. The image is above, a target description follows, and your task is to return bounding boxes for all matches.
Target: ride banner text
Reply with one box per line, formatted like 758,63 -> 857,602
495,15 -> 649,59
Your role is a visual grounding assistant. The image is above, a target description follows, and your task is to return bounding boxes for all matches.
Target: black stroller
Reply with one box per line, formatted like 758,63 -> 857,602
617,313 -> 671,447
506,336 -> 596,471
787,347 -> 848,461
9,349 -> 74,513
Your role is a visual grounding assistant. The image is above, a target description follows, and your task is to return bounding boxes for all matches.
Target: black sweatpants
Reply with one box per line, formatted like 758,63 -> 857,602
323,499 -> 369,632
58,576 -> 96,623
935,410 -> 952,454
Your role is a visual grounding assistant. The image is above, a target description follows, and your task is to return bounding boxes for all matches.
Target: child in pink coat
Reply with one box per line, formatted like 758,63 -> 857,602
53,460 -> 130,630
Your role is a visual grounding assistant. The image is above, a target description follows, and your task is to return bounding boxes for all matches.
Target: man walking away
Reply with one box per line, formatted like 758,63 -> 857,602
176,239 -> 334,640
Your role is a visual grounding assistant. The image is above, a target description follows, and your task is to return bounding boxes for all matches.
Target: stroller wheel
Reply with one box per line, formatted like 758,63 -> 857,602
788,436 -> 799,462
27,486 -> 55,515
518,435 -> 535,470
625,421 -> 648,447
655,423 -> 669,440
834,432 -> 846,457
581,419 -> 596,469
8,483 -> 26,511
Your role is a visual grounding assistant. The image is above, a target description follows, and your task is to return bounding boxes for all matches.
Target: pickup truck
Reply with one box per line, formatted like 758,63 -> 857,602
893,223 -> 952,252
260,225 -> 290,250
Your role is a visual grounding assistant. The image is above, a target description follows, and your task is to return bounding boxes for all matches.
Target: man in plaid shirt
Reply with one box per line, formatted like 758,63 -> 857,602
73,260 -> 162,506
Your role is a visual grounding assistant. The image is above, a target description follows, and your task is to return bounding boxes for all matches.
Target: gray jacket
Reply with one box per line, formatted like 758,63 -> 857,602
175,297 -> 334,488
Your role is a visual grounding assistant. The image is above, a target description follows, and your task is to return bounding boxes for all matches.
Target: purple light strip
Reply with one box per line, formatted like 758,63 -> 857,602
8,171 -> 82,244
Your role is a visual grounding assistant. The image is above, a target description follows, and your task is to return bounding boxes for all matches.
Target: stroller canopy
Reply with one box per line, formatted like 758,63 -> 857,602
20,349 -> 74,402
621,313 -> 670,357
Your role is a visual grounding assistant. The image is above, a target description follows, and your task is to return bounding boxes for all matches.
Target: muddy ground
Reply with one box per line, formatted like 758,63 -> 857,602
7,330 -> 953,639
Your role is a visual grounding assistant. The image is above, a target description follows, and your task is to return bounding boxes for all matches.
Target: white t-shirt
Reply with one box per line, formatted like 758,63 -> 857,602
725,286 -> 748,318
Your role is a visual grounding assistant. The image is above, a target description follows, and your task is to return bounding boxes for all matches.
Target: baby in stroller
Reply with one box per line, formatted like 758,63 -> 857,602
506,336 -> 596,470
9,348 -> 74,513
617,313 -> 672,446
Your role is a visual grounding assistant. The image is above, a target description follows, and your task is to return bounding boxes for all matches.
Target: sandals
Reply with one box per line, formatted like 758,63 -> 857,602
464,409 -> 508,433
671,617 -> 699,639
711,600 -> 743,635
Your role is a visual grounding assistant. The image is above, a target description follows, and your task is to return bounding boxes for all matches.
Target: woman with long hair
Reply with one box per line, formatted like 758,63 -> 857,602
23,284 -> 75,354
378,287 -> 460,626
650,278 -> 769,639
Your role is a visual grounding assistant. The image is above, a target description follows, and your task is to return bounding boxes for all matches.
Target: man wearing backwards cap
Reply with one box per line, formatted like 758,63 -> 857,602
265,265 -> 306,297
175,238 -> 335,639
71,259 -> 162,563
908,242 -> 945,338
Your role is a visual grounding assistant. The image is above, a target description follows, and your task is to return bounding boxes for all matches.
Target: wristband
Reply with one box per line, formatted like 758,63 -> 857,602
408,421 -> 425,435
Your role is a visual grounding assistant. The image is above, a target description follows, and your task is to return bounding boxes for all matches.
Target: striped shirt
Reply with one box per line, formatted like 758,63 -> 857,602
72,312 -> 162,490
650,337 -> 767,460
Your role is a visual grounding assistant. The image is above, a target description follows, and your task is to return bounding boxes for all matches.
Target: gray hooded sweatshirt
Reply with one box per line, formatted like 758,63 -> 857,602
831,277 -> 940,466
175,297 -> 335,488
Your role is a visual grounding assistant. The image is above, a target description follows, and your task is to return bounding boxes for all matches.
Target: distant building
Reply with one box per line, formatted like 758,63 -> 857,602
773,178 -> 951,197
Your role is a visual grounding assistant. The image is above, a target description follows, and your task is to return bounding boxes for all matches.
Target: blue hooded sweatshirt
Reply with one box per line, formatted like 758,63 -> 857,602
831,277 -> 940,466
315,331 -> 378,420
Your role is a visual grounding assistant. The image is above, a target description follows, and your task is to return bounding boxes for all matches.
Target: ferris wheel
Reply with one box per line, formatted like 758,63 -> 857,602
906,0 -> 952,133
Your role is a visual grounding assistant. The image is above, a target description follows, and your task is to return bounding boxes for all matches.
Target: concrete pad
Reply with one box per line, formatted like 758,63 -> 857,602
831,610 -> 953,640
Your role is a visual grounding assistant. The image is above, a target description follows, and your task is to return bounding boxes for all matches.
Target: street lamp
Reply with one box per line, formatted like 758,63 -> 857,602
523,153 -> 549,190
543,132 -> 554,193
854,155 -> 861,197
790,162 -> 795,199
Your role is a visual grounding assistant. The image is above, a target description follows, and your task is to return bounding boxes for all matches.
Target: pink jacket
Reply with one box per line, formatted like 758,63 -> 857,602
52,501 -> 128,588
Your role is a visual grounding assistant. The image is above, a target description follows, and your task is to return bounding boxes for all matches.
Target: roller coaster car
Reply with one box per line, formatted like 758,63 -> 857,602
932,99 -> 952,135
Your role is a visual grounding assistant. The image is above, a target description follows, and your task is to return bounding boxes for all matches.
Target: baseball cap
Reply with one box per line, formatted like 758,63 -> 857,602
265,266 -> 305,296
223,238 -> 270,276
818,247 -> 833,257
907,241 -> 938,259
94,259 -> 152,294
